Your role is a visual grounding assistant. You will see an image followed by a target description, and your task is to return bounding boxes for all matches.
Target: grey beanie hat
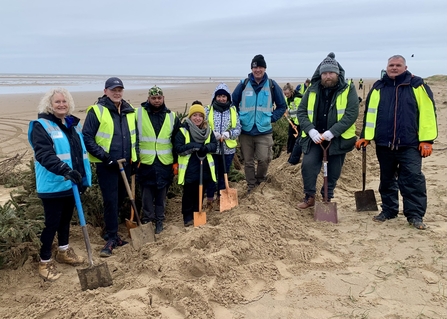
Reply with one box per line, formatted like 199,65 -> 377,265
319,52 -> 340,75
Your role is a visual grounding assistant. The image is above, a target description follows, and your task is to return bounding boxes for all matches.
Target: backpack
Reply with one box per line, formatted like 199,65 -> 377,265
241,78 -> 275,97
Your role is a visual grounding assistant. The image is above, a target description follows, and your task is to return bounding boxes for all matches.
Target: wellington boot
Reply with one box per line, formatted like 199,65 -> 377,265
39,260 -> 62,281
297,195 -> 315,209
55,247 -> 85,266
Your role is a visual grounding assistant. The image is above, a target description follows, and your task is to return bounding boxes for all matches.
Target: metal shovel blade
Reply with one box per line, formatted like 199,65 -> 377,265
129,223 -> 155,250
355,190 -> 378,211
314,201 -> 338,223
77,262 -> 113,291
220,188 -> 238,212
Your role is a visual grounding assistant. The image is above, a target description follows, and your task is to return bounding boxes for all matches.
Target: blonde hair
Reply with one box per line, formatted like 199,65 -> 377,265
37,87 -> 75,115
282,83 -> 294,93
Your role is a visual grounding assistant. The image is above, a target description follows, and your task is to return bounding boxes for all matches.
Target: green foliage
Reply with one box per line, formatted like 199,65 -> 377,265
272,116 -> 289,159
176,103 -> 189,123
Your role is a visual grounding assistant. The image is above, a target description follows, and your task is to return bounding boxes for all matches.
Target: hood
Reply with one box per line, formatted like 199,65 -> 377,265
211,83 -> 232,103
310,52 -> 346,87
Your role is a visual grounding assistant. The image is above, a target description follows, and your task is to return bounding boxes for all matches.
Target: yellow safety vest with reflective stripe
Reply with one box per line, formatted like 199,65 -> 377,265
177,127 -> 216,185
302,82 -> 356,139
86,104 -> 137,162
136,107 -> 175,165
287,96 -> 301,125
207,106 -> 238,148
365,86 -> 437,141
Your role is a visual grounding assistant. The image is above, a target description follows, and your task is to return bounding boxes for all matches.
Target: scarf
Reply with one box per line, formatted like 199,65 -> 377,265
212,100 -> 231,113
185,118 -> 210,144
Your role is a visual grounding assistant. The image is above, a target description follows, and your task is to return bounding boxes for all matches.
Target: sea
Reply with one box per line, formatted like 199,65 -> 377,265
0,74 -> 309,95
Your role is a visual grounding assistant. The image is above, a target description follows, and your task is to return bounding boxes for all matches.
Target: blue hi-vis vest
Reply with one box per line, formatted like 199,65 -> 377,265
239,80 -> 274,132
28,119 -> 92,194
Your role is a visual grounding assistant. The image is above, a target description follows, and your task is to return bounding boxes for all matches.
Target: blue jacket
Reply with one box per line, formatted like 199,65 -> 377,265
232,73 -> 286,136
361,71 -> 437,148
28,113 -> 92,198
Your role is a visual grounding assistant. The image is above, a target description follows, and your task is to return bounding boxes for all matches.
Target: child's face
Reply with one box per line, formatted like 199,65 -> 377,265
190,113 -> 204,126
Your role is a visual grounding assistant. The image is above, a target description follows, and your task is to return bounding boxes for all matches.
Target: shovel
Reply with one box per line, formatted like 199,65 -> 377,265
284,113 -> 299,138
314,142 -> 338,223
73,183 -> 113,291
219,140 -> 238,212
117,159 -> 155,249
194,154 -> 207,227
354,146 -> 378,211
125,174 -> 138,236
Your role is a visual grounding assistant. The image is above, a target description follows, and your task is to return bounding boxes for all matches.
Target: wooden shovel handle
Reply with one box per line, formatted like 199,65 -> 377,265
130,174 -> 135,221
117,159 -> 141,226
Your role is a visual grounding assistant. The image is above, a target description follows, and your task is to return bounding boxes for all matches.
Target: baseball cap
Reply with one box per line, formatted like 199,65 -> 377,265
105,77 -> 124,89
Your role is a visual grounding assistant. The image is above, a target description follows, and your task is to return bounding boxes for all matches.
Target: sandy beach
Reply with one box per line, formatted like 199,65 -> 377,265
0,77 -> 446,319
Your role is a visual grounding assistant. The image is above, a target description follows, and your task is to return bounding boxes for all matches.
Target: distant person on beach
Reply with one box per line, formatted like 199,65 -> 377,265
356,55 -> 437,230
28,88 -> 92,281
295,78 -> 311,95
82,77 -> 138,257
282,83 -> 303,164
136,86 -> 180,234
204,83 -> 241,211
358,78 -> 364,90
232,54 -> 287,194
296,52 -> 359,209
174,101 -> 217,226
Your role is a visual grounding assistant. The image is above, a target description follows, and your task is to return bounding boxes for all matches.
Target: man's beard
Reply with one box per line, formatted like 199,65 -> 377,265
321,78 -> 338,88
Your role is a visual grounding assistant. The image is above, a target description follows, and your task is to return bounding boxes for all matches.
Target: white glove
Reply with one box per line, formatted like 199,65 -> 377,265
213,131 -> 221,140
222,132 -> 230,140
322,130 -> 334,141
308,129 -> 323,144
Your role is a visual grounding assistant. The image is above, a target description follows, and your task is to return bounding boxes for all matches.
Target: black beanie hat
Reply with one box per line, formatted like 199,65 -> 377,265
251,54 -> 267,69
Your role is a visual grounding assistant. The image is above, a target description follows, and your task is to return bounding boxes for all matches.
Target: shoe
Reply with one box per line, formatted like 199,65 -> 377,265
297,194 -> 315,209
372,212 -> 397,222
184,220 -> 194,227
39,260 -> 62,281
55,247 -> 85,266
409,219 -> 427,230
115,236 -> 128,247
100,239 -> 117,258
155,221 -> 163,234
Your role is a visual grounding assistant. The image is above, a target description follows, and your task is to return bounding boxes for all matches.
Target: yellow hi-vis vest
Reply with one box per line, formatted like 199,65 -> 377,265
287,96 -> 301,125
177,127 -> 216,185
207,106 -> 238,148
136,107 -> 175,165
365,86 -> 438,141
86,104 -> 137,162
302,82 -> 356,139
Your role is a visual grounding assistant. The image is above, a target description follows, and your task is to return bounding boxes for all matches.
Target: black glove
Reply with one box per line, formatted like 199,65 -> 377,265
104,155 -> 118,169
197,145 -> 207,157
64,170 -> 83,184
131,161 -> 139,175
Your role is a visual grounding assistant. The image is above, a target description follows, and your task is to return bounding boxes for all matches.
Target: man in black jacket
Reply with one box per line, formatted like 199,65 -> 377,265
82,77 -> 138,257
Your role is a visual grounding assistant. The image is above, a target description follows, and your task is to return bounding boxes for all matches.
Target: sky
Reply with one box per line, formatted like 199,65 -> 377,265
1,0 -> 447,78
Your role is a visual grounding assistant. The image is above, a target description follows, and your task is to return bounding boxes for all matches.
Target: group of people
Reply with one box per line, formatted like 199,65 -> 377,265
29,53 -> 437,282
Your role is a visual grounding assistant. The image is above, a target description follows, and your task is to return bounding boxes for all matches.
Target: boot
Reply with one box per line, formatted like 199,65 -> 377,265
155,220 -> 163,234
297,194 -> 315,209
39,260 -> 62,281
55,247 -> 85,266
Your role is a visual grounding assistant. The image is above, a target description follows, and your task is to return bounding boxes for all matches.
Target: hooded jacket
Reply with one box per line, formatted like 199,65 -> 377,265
297,55 -> 359,156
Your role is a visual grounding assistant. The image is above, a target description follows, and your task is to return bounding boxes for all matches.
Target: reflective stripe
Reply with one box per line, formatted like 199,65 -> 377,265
57,153 -> 71,160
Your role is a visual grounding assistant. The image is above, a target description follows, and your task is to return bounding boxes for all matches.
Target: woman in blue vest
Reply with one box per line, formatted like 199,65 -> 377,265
174,101 -> 217,226
204,83 -> 241,210
28,88 -> 92,281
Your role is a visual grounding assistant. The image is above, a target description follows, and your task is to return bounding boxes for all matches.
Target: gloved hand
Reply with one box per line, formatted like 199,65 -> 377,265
131,161 -> 139,175
187,142 -> 202,150
64,170 -> 83,184
213,131 -> 221,140
355,138 -> 370,150
322,130 -> 334,141
308,129 -> 323,144
418,142 -> 433,157
197,145 -> 208,157
222,132 -> 230,140
172,163 -> 179,175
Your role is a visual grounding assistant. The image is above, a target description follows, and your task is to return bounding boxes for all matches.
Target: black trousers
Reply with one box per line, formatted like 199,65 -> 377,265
181,179 -> 211,224
376,146 -> 426,221
40,196 -> 75,260
96,163 -> 129,239
141,185 -> 167,223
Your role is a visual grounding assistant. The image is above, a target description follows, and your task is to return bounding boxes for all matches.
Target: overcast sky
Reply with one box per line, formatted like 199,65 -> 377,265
2,0 -> 446,78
